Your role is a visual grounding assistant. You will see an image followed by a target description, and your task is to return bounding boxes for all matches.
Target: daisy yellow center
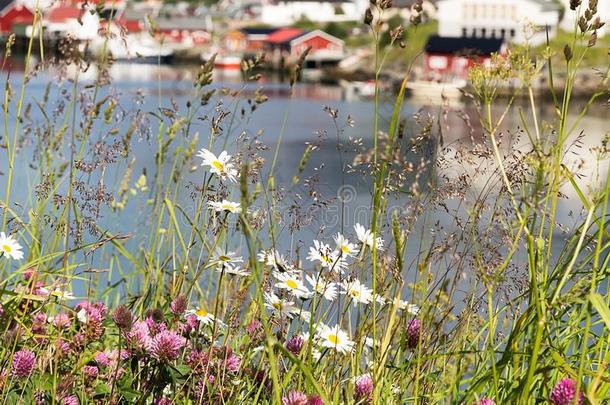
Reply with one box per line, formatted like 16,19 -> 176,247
196,308 -> 208,317
222,204 -> 232,210
212,160 -> 225,171
286,279 -> 298,289
2,244 -> 11,253
273,302 -> 282,310
349,289 -> 360,298
219,255 -> 231,262
328,334 -> 340,345
341,245 -> 350,254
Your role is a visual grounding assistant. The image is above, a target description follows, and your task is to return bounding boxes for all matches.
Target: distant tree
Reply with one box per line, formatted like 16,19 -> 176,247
325,22 -> 349,39
293,16 -> 320,31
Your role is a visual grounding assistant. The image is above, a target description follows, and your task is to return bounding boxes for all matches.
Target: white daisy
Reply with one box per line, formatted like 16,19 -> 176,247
354,223 -> 384,251
0,232 -> 24,260
263,292 -> 299,319
364,336 -> 379,349
258,249 -> 293,272
305,274 -> 338,301
207,200 -> 242,214
393,298 -> 420,315
316,324 -> 355,354
307,240 -> 346,271
274,272 -> 311,299
298,310 -> 312,322
341,279 -> 373,305
51,289 -> 75,301
186,306 -> 220,326
374,294 -> 387,305
334,233 -> 358,257
217,263 -> 250,277
197,148 -> 238,182
209,248 -> 243,269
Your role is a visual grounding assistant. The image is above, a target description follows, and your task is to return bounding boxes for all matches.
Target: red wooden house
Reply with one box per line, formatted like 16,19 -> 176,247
0,0 -> 34,36
289,29 -> 344,59
424,35 -> 506,80
266,28 -> 345,67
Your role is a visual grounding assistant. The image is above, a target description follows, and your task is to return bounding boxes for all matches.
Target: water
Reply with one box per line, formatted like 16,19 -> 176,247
1,62 -> 607,296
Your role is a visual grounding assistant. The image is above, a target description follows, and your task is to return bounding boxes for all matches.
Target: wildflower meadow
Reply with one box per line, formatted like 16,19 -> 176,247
1,0 -> 609,404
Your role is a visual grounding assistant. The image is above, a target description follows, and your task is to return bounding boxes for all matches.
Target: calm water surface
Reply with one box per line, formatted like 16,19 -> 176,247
1,62 -> 607,294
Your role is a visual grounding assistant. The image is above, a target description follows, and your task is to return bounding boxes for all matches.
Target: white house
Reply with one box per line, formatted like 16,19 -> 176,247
436,0 -> 561,45
44,3 -> 101,42
259,0 -> 368,25
559,0 -> 610,35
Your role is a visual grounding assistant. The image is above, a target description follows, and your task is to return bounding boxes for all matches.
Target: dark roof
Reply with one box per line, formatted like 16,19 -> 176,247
425,35 -> 504,56
121,7 -> 157,21
0,0 -> 14,13
240,27 -> 278,35
156,17 -> 208,30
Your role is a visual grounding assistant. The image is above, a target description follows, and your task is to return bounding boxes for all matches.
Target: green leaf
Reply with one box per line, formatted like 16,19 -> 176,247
590,293 -> 610,330
94,382 -> 111,397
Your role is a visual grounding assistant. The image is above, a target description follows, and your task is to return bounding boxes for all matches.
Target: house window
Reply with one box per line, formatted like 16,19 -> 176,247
491,29 -> 496,38
510,28 -> 516,37
472,5 -> 478,19
500,28 -> 506,38
481,28 -> 487,37
472,28 -> 477,37
462,28 -> 467,36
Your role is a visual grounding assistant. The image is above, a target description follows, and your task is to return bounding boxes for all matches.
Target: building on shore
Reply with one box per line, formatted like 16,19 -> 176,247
423,35 -> 506,80
258,0 -> 368,25
436,0 -> 561,45
265,28 -> 345,68
44,3 -> 100,41
0,0 -> 34,37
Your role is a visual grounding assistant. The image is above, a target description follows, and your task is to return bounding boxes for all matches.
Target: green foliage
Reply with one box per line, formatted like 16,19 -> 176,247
0,1 -> 609,404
